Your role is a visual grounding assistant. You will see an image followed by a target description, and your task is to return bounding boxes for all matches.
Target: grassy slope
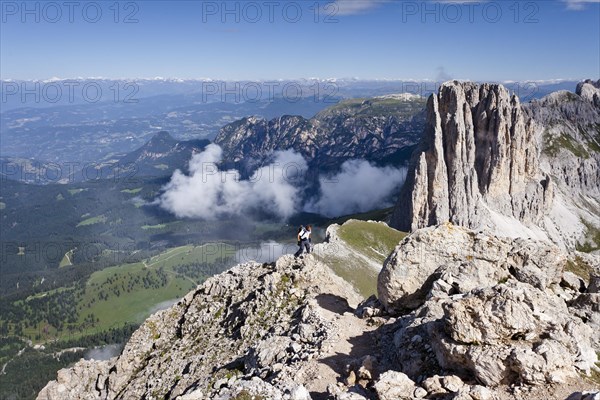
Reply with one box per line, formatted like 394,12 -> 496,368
318,220 -> 406,297
79,262 -> 189,328
58,249 -> 74,268
76,214 -> 107,227
577,221 -> 600,253
77,244 -> 234,331
120,188 -> 142,194
317,97 -> 426,120
12,244 -> 235,342
543,131 -> 591,159
338,220 -> 406,264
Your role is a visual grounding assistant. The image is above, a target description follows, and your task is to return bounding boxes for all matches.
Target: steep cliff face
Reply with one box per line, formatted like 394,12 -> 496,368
390,82 -> 552,232
214,96 -> 426,170
390,81 -> 600,249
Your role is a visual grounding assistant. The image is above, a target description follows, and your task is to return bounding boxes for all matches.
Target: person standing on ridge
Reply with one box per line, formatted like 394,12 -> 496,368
295,225 -> 312,258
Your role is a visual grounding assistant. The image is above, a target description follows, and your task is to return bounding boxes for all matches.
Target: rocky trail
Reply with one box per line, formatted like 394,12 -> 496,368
286,275 -> 378,398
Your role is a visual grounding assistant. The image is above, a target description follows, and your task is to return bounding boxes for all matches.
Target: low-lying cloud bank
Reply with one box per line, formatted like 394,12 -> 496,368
157,144 -> 406,219
157,144 -> 306,219
306,160 -> 407,217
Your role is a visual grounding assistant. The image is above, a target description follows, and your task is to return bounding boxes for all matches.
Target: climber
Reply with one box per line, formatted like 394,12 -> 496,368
294,225 -> 312,258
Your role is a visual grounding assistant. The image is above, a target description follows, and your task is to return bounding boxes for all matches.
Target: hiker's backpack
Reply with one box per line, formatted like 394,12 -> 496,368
300,228 -> 310,240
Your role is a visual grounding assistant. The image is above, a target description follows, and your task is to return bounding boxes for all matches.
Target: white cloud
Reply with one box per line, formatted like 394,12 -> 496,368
562,0 -> 600,10
306,160 -> 407,217
158,145 -> 409,220
235,241 -> 296,264
332,0 -> 387,15
333,0 -> 598,12
157,144 -> 307,220
84,344 -> 123,361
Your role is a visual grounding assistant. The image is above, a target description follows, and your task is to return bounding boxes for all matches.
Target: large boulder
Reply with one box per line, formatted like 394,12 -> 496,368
377,224 -> 565,313
373,371 -> 417,400
433,282 -> 597,386
36,359 -> 112,400
379,224 -> 600,387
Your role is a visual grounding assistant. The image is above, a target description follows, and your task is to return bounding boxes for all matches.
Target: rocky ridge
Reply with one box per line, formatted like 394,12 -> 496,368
214,96 -> 427,171
390,80 -> 600,250
37,252 -> 372,400
527,80 -> 600,249
38,222 -> 600,400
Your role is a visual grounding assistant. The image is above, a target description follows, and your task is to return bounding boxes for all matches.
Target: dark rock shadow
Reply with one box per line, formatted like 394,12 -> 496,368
315,293 -> 353,315
566,393 -> 583,400
310,391 -> 329,400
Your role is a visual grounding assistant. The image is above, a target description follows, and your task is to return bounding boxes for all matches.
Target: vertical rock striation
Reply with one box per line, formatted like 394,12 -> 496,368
391,81 -> 553,233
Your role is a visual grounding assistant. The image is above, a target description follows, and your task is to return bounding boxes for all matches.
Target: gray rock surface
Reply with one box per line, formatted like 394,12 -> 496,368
576,79 -> 600,108
527,84 -> 600,201
35,359 -> 111,400
390,81 -> 552,233
373,371 -> 416,400
38,255 -> 351,400
569,293 -> 600,348
377,223 -> 566,313
589,274 -> 600,293
377,224 -> 600,388
390,80 -> 600,250
436,282 -> 595,386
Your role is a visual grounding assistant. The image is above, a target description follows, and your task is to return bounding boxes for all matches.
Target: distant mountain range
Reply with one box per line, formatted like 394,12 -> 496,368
0,78 -> 583,169
1,95 -> 429,184
215,95 -> 427,173
0,96 -> 335,164
0,131 -> 208,184
1,77 -> 582,110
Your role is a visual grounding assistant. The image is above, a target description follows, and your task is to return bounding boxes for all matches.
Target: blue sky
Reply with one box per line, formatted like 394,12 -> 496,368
1,0 -> 599,81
